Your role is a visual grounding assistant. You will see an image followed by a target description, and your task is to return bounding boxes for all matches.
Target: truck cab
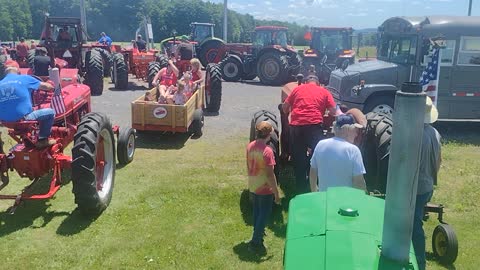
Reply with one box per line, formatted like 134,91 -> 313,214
329,16 -> 480,120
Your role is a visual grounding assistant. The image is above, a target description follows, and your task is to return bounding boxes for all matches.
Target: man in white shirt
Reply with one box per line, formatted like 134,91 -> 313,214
309,113 -> 366,192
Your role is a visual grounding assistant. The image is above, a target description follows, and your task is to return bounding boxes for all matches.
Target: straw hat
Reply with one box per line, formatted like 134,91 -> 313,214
425,96 -> 438,124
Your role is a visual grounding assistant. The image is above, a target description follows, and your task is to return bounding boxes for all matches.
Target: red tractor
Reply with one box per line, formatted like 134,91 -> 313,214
301,27 -> 355,84
217,26 -> 301,86
0,69 -> 135,215
19,16 -> 111,95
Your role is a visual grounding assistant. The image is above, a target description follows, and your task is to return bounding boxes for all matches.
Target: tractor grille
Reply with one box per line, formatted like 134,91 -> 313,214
328,74 -> 342,99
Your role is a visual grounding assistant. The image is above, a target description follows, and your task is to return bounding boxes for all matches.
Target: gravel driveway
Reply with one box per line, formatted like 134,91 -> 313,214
91,77 -> 282,141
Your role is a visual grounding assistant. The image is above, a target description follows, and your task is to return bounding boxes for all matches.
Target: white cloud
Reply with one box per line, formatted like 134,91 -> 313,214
322,3 -> 339,8
288,4 -> 297,8
267,6 -> 277,11
376,8 -> 385,12
412,1 -> 421,4
347,12 -> 368,16
425,5 -> 432,9
247,3 -> 255,7
229,2 -> 246,10
353,0 -> 362,2
265,1 -> 272,5
287,13 -> 298,18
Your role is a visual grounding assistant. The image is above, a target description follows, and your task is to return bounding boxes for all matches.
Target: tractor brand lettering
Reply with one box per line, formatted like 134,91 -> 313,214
153,107 -> 168,119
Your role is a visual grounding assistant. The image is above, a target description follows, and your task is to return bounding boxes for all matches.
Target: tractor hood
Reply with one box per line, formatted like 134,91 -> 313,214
328,60 -> 399,102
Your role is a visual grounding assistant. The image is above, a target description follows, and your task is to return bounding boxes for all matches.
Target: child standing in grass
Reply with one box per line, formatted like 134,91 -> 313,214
246,121 -> 281,253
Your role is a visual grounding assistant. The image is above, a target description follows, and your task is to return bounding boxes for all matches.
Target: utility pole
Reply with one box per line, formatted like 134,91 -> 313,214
80,0 -> 87,42
223,0 -> 228,42
468,0 -> 473,16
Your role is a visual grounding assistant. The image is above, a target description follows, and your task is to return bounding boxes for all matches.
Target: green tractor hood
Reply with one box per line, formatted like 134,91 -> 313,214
284,187 -> 418,270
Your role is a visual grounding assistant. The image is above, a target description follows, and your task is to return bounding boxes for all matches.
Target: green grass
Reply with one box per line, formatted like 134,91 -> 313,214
0,128 -> 478,269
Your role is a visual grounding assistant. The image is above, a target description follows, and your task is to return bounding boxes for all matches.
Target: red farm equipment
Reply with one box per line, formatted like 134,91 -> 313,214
216,26 -> 301,86
0,69 -> 136,215
301,27 -> 355,84
16,16 -> 111,96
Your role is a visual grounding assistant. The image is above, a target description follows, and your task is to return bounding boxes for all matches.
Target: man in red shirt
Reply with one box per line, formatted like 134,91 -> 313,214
282,75 -> 337,194
16,38 -> 29,61
246,121 -> 280,253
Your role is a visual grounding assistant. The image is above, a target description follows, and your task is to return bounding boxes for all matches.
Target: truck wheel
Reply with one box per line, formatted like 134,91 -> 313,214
361,112 -> 393,193
27,49 -> 36,68
257,52 -> 288,86
220,56 -> 243,82
95,48 -> 113,77
147,62 -> 161,88
117,127 -> 136,165
205,63 -> 222,113
72,112 -> 115,215
189,109 -> 204,137
364,95 -> 395,115
432,224 -> 458,265
85,49 -> 104,96
112,53 -> 128,90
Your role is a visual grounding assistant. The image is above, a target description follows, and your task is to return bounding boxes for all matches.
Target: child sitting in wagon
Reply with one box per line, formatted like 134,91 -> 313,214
173,71 -> 197,105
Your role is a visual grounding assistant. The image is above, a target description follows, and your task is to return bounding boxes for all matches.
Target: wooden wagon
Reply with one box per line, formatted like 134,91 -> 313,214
131,85 -> 204,136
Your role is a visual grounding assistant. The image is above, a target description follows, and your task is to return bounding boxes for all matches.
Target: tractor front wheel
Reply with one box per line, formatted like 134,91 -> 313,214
257,52 -> 288,86
72,112 -> 116,215
220,56 -> 243,82
205,63 -> 222,113
117,127 -> 136,165
432,224 -> 458,265
96,48 -> 113,77
112,53 -> 128,90
85,50 -> 104,95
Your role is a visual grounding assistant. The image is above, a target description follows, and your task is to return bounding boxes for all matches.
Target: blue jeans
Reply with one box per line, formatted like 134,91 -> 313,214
412,191 -> 433,270
251,193 -> 273,245
24,108 -> 55,139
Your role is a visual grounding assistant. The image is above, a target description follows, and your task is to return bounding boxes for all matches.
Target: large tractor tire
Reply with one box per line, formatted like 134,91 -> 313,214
198,40 -> 224,66
0,55 -> 6,80
147,61 -> 161,89
360,112 -> 393,193
72,112 -> 115,215
95,48 -> 113,77
219,55 -> 243,82
257,51 -> 288,86
204,63 -> 222,113
112,53 -> 128,90
85,50 -> 104,96
364,95 -> 395,115
156,54 -> 169,68
27,49 -> 36,68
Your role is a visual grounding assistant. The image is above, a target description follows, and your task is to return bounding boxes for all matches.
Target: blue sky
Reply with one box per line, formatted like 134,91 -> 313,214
205,0 -> 480,29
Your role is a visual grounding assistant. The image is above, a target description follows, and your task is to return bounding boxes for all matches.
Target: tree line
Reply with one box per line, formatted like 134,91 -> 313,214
0,0 -> 376,48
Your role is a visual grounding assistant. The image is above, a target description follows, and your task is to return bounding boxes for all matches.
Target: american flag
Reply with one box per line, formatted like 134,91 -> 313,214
50,85 -> 66,115
420,48 -> 440,104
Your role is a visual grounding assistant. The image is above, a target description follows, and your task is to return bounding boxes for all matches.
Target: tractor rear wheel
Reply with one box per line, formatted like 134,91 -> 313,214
198,40 -> 224,66
205,63 -> 222,113
147,62 -> 161,88
27,49 -> 36,68
156,54 -> 169,68
72,112 -> 115,215
117,127 -> 136,165
250,110 -> 280,176
220,56 -> 243,82
361,112 -> 393,193
112,53 -> 128,90
85,49 -> 104,96
96,48 -> 113,77
257,52 -> 288,86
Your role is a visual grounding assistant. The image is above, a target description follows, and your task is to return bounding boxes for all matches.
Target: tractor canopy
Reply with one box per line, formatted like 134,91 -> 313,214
307,27 -> 354,59
253,26 -> 291,50
190,22 -> 215,44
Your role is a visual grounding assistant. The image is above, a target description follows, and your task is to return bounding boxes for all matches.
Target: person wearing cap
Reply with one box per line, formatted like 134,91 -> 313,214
309,113 -> 366,192
16,37 -> 29,62
282,74 -> 337,194
33,47 -> 53,77
135,35 -> 147,52
0,66 -> 55,149
412,96 -> 441,270
98,32 -> 112,47
246,121 -> 281,253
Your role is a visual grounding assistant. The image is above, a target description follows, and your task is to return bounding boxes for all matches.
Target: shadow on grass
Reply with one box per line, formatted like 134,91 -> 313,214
232,241 -> 273,263
135,132 -> 190,150
56,208 -> 98,236
434,121 -> 480,146
239,164 -> 297,239
426,252 -> 457,270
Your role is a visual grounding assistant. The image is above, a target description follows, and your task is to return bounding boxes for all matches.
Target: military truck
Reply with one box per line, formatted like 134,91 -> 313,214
328,16 -> 480,120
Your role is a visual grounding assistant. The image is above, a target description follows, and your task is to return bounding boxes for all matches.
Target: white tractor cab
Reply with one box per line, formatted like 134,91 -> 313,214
329,16 -> 480,120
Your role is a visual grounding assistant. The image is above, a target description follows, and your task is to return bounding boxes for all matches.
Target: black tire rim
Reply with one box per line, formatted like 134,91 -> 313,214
263,59 -> 280,80
223,62 -> 239,78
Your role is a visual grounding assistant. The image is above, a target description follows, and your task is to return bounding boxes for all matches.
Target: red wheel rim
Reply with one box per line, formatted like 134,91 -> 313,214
96,137 -> 105,191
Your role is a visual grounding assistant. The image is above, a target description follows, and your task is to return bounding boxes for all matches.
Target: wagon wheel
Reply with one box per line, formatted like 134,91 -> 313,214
72,112 -> 115,215
117,127 -> 136,165
432,223 -> 458,265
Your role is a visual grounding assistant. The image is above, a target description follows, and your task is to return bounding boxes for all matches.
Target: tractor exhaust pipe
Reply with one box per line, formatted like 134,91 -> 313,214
380,82 -> 426,265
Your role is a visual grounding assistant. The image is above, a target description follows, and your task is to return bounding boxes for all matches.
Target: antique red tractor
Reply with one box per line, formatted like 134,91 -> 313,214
0,69 -> 135,215
18,16 -> 108,95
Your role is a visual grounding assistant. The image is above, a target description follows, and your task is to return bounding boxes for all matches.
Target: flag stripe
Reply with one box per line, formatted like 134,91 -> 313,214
50,86 -> 66,115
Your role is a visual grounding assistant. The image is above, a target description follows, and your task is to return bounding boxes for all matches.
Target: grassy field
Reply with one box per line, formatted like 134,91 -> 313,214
0,125 -> 478,269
